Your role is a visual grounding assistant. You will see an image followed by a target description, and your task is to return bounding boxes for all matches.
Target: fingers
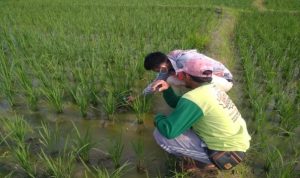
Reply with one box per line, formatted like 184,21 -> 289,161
152,80 -> 169,92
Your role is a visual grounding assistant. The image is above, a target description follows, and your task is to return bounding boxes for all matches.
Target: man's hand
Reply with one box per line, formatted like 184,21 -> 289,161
151,80 -> 170,92
124,95 -> 135,103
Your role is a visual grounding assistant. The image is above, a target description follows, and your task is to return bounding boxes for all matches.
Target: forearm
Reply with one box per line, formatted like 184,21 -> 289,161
162,87 -> 181,108
154,98 -> 203,139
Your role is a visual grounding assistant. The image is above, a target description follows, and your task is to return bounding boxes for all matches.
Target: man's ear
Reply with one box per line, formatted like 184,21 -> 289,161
184,73 -> 191,80
177,72 -> 184,80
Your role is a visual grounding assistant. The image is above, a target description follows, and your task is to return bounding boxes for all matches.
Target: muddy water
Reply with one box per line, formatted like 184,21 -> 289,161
0,95 -> 172,177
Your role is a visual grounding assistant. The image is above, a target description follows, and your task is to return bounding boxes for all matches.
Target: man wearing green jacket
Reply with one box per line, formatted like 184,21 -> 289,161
152,59 -> 251,173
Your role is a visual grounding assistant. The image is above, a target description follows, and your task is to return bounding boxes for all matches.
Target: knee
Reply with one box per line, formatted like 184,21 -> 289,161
153,128 -> 163,143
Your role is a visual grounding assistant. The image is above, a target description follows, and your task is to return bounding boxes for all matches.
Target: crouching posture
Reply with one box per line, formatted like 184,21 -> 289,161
152,59 -> 251,175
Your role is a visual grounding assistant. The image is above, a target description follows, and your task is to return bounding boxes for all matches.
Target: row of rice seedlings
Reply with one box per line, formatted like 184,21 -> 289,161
235,12 -> 300,178
108,136 -> 124,168
131,138 -> 146,173
71,122 -> 95,163
0,0 -> 216,118
235,13 -> 299,134
240,55 -> 272,132
0,52 -> 16,107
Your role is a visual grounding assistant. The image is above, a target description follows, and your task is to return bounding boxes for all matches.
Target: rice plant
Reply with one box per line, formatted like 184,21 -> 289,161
16,65 -> 39,111
39,139 -> 75,178
108,136 -> 124,168
41,85 -> 64,114
69,84 -> 90,118
13,143 -> 36,178
170,170 -> 189,178
130,95 -> 152,124
0,51 -> 16,106
98,89 -> 118,121
33,61 -> 64,113
263,146 -> 280,172
0,116 -> 35,177
85,58 -> 101,106
131,138 -> 146,173
38,121 -> 61,154
277,93 -> 299,136
71,122 -> 95,162
82,159 -> 130,178
264,145 -> 298,178
0,115 -> 31,143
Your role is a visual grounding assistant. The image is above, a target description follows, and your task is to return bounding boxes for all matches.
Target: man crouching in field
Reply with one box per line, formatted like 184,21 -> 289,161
151,59 -> 251,177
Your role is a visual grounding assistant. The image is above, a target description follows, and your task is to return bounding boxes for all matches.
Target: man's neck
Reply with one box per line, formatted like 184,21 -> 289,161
191,81 -> 210,89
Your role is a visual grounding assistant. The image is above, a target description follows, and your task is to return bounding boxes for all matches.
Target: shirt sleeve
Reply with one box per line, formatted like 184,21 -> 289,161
162,87 -> 181,108
154,98 -> 204,139
143,72 -> 170,95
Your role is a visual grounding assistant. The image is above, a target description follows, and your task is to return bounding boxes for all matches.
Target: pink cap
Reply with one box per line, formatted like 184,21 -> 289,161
182,59 -> 213,78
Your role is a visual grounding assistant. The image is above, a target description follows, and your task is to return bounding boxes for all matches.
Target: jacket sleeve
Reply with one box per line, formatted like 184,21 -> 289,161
154,98 -> 204,139
162,87 -> 181,108
143,72 -> 170,95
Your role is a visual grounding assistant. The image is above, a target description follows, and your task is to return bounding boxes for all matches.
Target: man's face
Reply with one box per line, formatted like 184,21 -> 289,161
153,62 -> 168,73
181,73 -> 194,89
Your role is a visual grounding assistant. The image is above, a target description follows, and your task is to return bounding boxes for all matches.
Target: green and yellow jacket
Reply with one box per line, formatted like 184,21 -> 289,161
155,83 -> 251,152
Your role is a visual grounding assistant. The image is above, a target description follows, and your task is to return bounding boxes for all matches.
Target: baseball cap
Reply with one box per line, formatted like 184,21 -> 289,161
182,59 -> 213,78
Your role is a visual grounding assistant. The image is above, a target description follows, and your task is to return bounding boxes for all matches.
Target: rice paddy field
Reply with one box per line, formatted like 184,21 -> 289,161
0,0 -> 299,177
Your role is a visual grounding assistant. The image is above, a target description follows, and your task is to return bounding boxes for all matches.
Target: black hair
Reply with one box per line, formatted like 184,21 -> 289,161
144,52 -> 168,70
189,70 -> 213,83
